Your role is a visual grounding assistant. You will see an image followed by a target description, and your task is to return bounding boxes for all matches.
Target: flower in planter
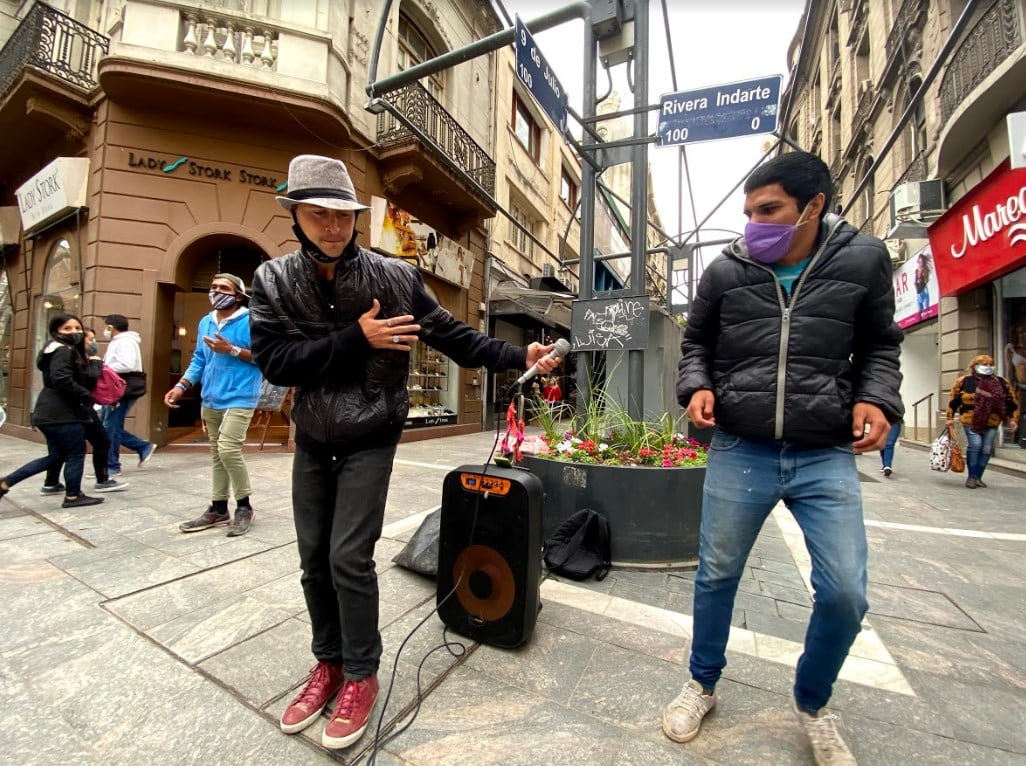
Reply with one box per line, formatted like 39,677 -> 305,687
527,385 -> 708,468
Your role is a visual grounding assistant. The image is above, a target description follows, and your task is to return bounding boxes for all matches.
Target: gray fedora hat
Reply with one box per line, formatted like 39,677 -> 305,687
275,155 -> 369,212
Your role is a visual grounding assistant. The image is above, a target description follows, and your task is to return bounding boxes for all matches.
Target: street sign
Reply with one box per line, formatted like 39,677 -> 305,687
514,15 -> 567,133
657,75 -> 782,147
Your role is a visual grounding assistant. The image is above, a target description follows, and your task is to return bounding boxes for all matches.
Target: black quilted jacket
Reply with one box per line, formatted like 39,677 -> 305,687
677,215 -> 904,447
249,245 -> 526,450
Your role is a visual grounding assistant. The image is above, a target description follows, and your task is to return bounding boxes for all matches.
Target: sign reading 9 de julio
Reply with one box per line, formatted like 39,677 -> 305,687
927,159 -> 1026,296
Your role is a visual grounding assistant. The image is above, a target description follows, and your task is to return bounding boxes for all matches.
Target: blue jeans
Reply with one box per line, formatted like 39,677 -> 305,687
880,422 -> 902,468
291,442 -> 397,679
691,430 -> 868,713
2,423 -> 87,496
962,424 -> 997,480
101,397 -> 149,472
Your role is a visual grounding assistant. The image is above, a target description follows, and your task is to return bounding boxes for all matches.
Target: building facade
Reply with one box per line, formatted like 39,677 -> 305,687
0,0 -> 513,446
781,0 -> 1026,455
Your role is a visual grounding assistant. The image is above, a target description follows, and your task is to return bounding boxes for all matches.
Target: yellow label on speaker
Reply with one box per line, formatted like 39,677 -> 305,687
459,472 -> 512,496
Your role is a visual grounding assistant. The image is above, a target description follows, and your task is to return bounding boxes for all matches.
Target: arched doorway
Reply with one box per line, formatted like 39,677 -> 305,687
162,234 -> 273,445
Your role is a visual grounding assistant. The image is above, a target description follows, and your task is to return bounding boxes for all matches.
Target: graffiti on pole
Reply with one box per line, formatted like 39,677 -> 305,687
571,296 -> 650,351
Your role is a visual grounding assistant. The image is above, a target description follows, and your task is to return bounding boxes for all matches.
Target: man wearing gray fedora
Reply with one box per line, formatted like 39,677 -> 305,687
249,154 -> 559,750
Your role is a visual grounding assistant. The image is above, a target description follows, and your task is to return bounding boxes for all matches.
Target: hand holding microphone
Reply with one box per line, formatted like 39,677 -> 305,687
516,338 -> 571,386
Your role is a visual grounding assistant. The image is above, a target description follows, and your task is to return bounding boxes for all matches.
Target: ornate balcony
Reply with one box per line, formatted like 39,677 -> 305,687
884,0 -> 927,67
376,81 -> 497,230
0,3 -> 108,98
939,0 -> 1022,122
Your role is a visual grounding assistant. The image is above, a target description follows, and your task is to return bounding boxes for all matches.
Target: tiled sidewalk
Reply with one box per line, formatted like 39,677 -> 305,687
1,430 -> 1025,764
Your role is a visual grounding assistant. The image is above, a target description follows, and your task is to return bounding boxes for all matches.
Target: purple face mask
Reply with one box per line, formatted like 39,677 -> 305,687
743,207 -> 813,264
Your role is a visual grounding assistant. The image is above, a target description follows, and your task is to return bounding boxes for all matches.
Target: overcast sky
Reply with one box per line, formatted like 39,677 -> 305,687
501,0 -> 806,269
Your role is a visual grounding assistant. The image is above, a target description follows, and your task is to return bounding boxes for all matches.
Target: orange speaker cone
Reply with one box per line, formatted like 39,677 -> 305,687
452,544 -> 516,622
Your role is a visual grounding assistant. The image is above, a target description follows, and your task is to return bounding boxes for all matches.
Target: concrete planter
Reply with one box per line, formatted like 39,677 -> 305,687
521,456 -> 705,568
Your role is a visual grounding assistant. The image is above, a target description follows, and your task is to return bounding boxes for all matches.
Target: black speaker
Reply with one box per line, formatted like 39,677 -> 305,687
436,464 -> 543,648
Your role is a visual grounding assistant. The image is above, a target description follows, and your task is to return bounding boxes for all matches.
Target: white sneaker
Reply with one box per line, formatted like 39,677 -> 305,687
793,700 -> 857,765
662,679 -> 716,743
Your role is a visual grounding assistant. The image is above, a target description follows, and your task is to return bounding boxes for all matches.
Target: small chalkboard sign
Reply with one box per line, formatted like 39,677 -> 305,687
570,296 -> 650,351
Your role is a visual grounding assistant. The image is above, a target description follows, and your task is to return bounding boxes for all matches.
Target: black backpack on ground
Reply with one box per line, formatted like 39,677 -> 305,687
543,509 -> 611,581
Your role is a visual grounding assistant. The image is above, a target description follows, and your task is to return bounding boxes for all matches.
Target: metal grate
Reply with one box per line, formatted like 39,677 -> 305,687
376,81 -> 496,197
0,3 -> 108,97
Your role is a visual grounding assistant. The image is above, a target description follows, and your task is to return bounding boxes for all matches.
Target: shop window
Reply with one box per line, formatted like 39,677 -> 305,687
512,93 -> 541,163
406,281 -> 456,427
0,269 -> 11,411
1000,268 -> 1026,447
32,238 -> 81,405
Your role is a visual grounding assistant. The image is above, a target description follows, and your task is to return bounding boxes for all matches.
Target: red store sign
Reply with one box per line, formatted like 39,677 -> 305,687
927,160 -> 1026,296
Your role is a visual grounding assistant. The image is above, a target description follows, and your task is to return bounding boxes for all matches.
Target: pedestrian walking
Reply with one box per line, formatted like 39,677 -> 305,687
667,151 -> 903,764
40,328 -> 129,495
100,314 -> 155,475
945,354 -> 1017,489
248,154 -> 558,751
164,273 -> 262,536
1,314 -> 110,508
880,419 -> 902,477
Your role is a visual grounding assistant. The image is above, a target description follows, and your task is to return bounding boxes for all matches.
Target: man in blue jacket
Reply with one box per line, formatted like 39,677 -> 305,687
163,273 -> 263,537
664,152 -> 903,765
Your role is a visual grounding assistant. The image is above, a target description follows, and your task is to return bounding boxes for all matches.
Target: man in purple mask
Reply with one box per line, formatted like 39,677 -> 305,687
665,151 -> 902,764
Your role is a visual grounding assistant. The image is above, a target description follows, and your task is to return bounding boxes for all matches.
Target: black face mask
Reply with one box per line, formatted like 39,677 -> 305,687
56,331 -> 84,347
291,211 -> 359,264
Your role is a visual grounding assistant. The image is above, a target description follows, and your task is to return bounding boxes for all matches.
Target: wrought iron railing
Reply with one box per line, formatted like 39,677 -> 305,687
885,0 -> 927,63
376,81 -> 496,197
0,3 -> 109,97
939,0 -> 1022,122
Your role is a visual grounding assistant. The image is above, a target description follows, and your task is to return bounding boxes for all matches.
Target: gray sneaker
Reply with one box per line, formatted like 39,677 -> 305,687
179,508 -> 230,532
662,679 -> 716,743
94,479 -> 130,492
793,700 -> 857,765
226,507 -> 254,537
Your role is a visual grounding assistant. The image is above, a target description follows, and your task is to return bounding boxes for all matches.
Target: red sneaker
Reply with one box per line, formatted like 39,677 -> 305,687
279,662 -> 344,734
322,675 -> 380,750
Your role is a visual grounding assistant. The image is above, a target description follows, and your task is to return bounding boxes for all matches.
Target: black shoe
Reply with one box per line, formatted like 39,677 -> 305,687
94,479 -> 130,493
226,507 -> 254,537
882,467 -> 892,477
40,483 -> 66,495
62,494 -> 104,508
965,477 -> 978,489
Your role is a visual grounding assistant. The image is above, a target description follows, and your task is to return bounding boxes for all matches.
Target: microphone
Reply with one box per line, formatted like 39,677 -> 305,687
515,338 -> 571,386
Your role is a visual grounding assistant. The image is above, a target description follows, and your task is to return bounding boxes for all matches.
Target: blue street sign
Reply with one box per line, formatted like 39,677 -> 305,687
514,15 -> 567,133
657,75 -> 783,146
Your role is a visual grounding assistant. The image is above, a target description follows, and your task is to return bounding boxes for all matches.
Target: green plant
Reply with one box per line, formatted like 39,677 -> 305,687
528,378 -> 708,468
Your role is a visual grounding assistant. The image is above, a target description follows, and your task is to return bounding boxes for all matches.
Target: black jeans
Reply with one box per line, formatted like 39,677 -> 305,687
3,423 -> 87,495
292,442 -> 396,679
45,411 -> 109,486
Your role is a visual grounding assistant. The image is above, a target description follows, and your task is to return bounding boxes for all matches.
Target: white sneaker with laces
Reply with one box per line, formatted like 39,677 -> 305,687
793,700 -> 857,765
662,679 -> 716,743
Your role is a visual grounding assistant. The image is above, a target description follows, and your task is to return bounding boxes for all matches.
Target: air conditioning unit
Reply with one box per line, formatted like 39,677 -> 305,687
542,263 -> 556,278
887,179 -> 947,239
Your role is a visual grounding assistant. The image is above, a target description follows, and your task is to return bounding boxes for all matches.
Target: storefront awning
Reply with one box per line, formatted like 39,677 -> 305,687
489,282 -> 573,332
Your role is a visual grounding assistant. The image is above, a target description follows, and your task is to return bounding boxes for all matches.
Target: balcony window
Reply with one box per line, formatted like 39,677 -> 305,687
510,202 -> 536,258
398,14 -> 443,100
513,93 -> 541,163
560,168 -> 578,209
32,239 -> 81,406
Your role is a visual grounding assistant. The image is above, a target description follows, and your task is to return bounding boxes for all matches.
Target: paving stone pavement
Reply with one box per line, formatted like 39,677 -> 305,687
1,430 -> 1025,765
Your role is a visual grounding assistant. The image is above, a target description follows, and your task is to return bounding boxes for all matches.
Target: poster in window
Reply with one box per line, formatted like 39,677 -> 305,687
368,196 -> 474,289
893,245 -> 939,329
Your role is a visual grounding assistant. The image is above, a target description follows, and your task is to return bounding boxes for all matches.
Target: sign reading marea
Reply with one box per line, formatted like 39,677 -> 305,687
658,75 -> 782,147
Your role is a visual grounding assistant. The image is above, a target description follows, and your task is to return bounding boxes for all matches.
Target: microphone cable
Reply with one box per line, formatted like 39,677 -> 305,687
363,407 -> 510,765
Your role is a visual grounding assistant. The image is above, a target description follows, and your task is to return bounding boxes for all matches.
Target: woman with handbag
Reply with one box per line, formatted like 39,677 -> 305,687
0,314 -> 106,508
946,354 -> 1018,489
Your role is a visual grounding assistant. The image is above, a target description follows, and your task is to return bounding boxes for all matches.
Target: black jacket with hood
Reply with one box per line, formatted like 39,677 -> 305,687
32,341 -> 102,427
249,244 -> 527,452
676,214 -> 904,448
